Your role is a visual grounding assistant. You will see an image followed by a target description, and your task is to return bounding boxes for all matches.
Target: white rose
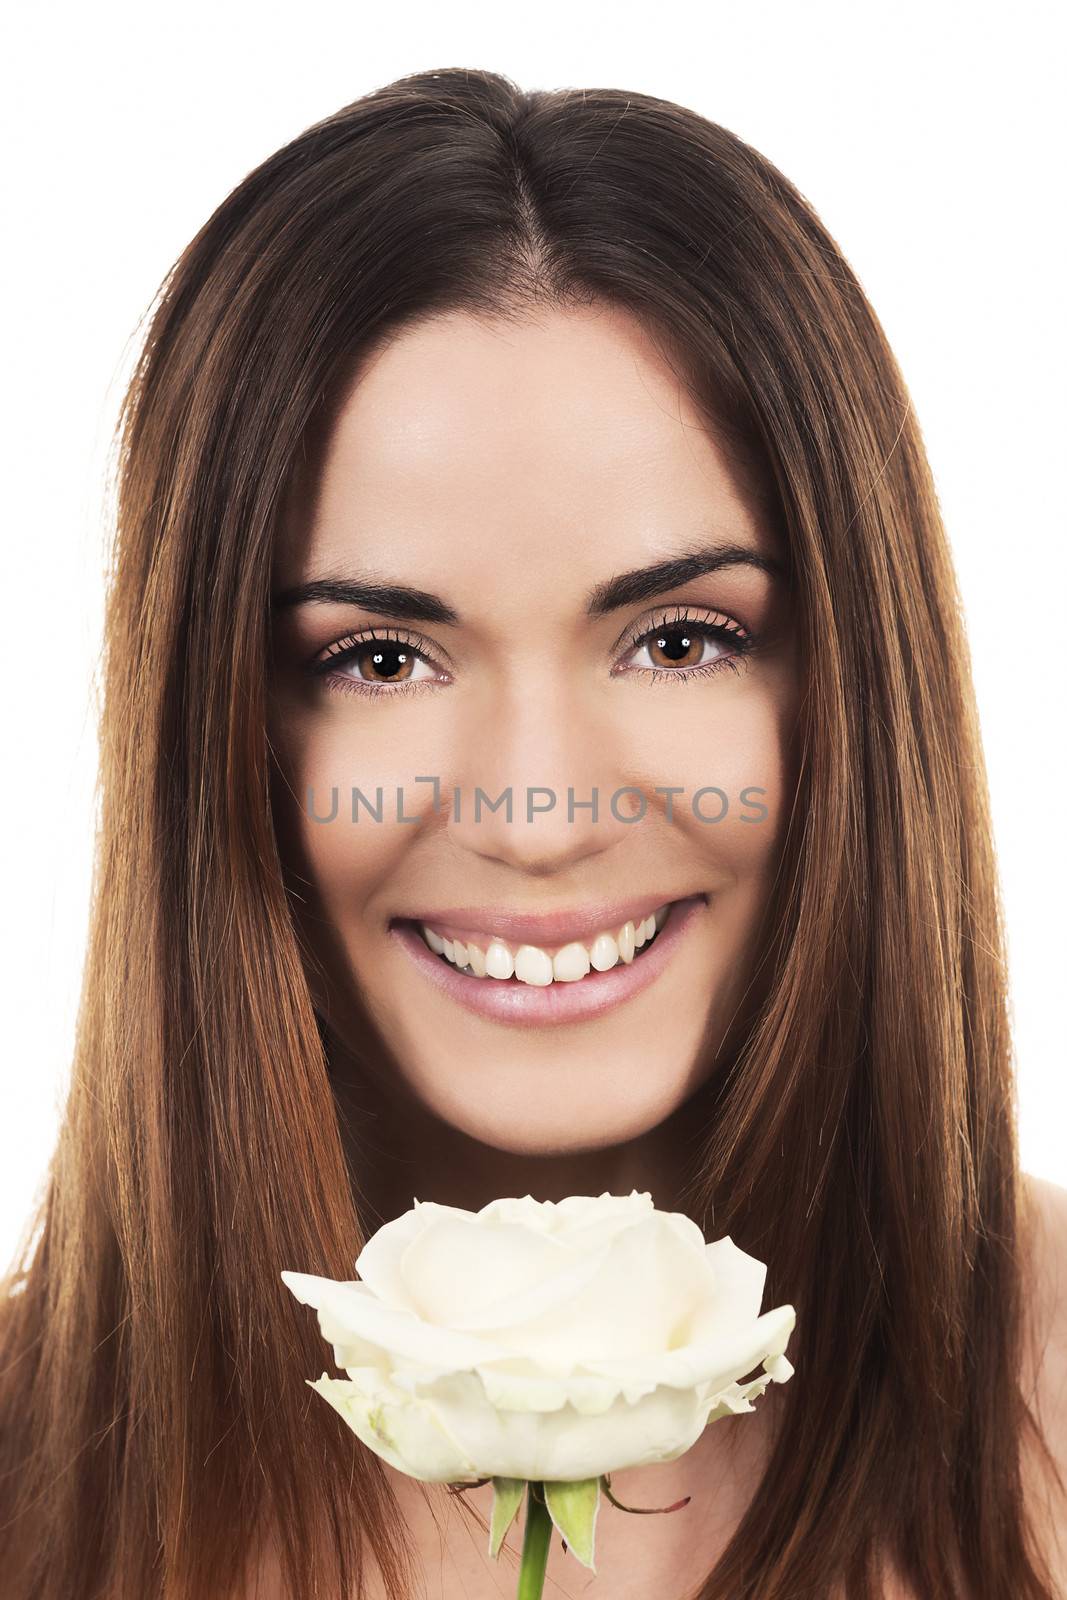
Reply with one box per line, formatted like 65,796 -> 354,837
282,1189 -> 795,1487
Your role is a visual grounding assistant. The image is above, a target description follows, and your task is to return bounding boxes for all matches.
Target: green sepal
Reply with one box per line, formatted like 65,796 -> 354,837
488,1476 -> 526,1559
543,1477 -> 601,1571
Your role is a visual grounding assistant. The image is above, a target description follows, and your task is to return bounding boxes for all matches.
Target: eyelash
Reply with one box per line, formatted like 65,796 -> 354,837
308,606 -> 758,699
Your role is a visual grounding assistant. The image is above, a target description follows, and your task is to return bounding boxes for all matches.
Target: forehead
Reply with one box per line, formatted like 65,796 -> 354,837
275,304 -> 775,601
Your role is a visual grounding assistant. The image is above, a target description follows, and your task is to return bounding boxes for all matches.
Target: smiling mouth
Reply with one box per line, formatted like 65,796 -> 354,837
401,899 -> 687,986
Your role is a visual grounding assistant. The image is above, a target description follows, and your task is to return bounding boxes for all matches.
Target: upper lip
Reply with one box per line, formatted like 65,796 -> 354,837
392,892 -> 705,950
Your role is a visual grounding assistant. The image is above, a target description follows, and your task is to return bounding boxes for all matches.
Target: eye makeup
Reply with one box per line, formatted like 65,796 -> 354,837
304,602 -> 760,700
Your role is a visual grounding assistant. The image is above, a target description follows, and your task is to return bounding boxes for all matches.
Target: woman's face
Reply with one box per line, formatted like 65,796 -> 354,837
268,304 -> 797,1156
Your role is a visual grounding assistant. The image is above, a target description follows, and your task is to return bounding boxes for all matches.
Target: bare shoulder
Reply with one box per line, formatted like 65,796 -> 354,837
1019,1170 -> 1067,1591
233,1179 -> 1067,1600
1020,1170 -> 1067,1364
237,1531 -> 285,1600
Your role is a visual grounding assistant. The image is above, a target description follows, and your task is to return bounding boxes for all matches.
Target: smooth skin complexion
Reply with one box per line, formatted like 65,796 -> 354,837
266,299 -> 798,1598
261,304 -> 1067,1598
269,301 -> 796,1223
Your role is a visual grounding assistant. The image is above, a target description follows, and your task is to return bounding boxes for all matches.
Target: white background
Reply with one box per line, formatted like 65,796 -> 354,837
2,1 -> 1064,1270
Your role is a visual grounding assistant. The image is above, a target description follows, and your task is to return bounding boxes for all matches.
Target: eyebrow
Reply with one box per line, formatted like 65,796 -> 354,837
270,540 -> 785,625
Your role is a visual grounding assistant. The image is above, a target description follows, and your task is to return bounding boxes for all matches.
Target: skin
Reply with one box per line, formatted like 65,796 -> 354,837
264,301 -> 803,1593
247,1167 -> 1067,1600
268,301 -> 798,1233
259,304 -> 1067,1597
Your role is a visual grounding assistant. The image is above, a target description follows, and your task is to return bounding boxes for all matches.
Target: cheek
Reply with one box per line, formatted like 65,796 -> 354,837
624,682 -> 794,883
269,698 -> 461,921
270,672 -> 797,914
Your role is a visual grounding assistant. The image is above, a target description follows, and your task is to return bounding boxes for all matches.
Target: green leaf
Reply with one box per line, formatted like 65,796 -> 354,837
543,1477 -> 601,1571
488,1477 -> 526,1559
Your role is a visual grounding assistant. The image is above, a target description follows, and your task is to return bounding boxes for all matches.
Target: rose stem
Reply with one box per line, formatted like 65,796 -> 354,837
516,1481 -> 552,1600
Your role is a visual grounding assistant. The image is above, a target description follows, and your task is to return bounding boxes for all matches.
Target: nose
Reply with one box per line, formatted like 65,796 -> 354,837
447,677 -> 643,878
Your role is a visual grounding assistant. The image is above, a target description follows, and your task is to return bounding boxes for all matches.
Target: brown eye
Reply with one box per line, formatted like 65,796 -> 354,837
351,642 -> 418,684
642,626 -> 709,670
616,608 -> 757,682
310,629 -> 444,697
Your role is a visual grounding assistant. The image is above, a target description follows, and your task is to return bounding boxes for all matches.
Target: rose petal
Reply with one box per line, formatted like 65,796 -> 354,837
382,1367 -> 713,1480
306,1371 -> 477,1481
460,1215 -> 714,1366
400,1216 -> 588,1327
281,1271 -> 510,1372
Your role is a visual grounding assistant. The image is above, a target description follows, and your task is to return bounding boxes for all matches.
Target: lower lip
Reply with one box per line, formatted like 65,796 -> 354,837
388,895 -> 707,1029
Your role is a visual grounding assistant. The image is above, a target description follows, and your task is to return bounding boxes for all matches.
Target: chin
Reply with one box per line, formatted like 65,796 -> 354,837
392,1026 -> 713,1156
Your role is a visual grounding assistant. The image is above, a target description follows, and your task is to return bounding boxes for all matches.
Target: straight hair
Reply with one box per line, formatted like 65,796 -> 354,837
1,67 -> 1059,1599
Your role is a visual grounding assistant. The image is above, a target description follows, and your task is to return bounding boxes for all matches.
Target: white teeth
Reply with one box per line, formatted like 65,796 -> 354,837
589,931 -> 620,972
418,901 -> 678,985
514,945 -> 554,986
484,939 -> 514,980
552,941 -> 591,982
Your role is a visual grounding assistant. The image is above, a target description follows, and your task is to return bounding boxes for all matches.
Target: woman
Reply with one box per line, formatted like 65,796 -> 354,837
0,66 -> 1063,1600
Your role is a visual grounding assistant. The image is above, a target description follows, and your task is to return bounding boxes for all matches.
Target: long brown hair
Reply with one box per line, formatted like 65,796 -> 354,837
0,67 -> 1058,1600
